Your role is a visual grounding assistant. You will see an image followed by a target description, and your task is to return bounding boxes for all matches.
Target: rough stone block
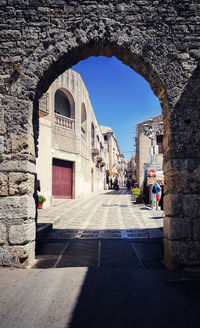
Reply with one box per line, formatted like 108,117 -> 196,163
9,172 -> 34,196
0,242 -> 35,268
164,238 -> 200,269
164,194 -> 200,218
9,222 -> 35,245
164,158 -> 200,174
163,216 -> 192,240
0,160 -> 36,174
0,172 -> 8,196
0,136 -> 4,153
0,196 -> 35,220
0,224 -> 6,245
11,134 -> 35,156
164,169 -> 200,194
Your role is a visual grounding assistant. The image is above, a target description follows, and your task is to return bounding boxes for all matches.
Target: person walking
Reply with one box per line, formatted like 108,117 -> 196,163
155,179 -> 162,210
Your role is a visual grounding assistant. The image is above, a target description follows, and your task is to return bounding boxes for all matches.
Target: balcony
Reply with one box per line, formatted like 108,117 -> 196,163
97,156 -> 103,162
91,138 -> 99,156
92,148 -> 99,156
54,113 -> 75,130
39,93 -> 49,117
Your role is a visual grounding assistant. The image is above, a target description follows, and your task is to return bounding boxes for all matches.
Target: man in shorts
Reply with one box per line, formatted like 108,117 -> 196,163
155,179 -> 162,210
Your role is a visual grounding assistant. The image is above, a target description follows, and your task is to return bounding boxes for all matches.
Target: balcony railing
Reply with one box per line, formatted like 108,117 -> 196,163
54,113 -> 75,130
39,93 -> 49,117
91,137 -> 99,155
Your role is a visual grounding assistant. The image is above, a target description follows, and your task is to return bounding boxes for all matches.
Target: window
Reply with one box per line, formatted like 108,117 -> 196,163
156,135 -> 163,154
54,90 -> 71,117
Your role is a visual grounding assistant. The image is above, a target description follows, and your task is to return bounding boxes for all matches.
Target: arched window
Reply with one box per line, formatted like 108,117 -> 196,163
81,103 -> 87,138
54,89 -> 71,118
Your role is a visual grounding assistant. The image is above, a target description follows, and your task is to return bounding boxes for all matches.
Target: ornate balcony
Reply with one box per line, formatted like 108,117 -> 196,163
39,93 -> 49,117
91,138 -> 99,156
97,156 -> 103,162
92,148 -> 99,156
54,113 -> 75,130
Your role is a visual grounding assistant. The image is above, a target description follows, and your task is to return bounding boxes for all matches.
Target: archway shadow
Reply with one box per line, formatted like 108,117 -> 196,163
65,265 -> 200,328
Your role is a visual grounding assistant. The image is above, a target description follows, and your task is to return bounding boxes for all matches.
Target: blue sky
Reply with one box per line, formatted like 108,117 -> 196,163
72,56 -> 161,160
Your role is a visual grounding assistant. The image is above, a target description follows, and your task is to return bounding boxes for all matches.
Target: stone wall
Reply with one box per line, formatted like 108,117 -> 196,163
0,0 -> 200,268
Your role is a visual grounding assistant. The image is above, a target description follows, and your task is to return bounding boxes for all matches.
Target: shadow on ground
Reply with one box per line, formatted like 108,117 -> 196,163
65,266 -> 200,328
35,231 -> 164,270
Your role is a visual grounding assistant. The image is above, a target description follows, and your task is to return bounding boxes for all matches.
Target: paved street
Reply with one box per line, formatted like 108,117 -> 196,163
1,189 -> 200,328
37,188 -> 163,240
36,188 -> 164,269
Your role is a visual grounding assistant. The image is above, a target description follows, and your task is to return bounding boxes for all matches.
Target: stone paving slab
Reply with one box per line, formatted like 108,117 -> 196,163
37,188 -> 163,241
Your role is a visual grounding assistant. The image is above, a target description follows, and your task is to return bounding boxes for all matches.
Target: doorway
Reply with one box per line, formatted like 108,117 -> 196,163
52,158 -> 73,199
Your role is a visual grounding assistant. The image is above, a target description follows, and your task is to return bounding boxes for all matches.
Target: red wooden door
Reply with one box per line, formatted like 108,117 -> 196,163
52,159 -> 72,198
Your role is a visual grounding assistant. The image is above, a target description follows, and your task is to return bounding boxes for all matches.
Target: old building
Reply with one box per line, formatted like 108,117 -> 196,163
127,156 -> 136,181
100,126 -> 127,186
37,69 -> 106,206
135,114 -> 163,190
36,69 -> 124,207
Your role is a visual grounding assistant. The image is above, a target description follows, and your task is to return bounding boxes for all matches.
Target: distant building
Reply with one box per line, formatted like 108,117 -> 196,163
100,126 -> 127,187
135,114 -> 163,190
127,156 -> 136,181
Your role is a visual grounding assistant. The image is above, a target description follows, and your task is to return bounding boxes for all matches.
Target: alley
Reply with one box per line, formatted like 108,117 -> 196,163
36,188 -> 164,269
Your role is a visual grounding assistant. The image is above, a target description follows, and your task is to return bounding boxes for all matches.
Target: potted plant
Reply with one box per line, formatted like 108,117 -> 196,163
37,195 -> 46,209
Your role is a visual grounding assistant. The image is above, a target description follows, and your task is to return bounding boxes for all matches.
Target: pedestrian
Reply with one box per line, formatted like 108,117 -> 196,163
126,179 -> 131,189
115,177 -> 119,190
34,177 -> 41,227
131,178 -> 134,188
155,179 -> 162,210
110,178 -> 113,189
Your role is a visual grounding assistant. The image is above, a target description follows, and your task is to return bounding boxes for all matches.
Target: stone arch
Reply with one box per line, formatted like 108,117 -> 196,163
1,2 -> 200,268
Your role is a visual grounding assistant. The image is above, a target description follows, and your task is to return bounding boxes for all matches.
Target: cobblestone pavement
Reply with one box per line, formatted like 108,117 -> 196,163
38,188 -> 163,240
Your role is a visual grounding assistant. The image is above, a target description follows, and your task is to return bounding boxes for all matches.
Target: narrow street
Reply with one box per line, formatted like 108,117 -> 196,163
36,188 -> 164,269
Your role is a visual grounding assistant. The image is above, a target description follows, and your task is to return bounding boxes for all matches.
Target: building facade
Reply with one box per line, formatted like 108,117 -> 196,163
135,114 -> 164,190
100,126 -> 127,187
37,69 -> 124,207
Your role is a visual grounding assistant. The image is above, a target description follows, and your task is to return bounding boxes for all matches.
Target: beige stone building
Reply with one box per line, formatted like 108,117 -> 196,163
36,69 -> 124,207
135,114 -> 163,190
100,126 -> 127,186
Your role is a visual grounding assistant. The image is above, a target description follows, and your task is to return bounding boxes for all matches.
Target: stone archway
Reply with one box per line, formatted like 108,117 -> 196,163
0,1 -> 200,268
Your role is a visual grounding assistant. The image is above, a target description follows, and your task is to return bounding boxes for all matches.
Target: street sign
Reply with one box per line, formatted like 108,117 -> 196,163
143,163 -> 162,170
148,170 -> 156,177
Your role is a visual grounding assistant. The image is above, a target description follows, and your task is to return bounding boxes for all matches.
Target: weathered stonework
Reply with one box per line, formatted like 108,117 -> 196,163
9,222 -> 35,245
0,242 -> 35,268
0,224 -> 6,246
0,173 -> 8,196
0,0 -> 200,268
9,172 -> 34,196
